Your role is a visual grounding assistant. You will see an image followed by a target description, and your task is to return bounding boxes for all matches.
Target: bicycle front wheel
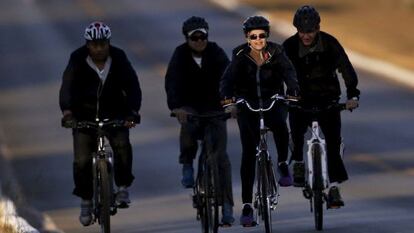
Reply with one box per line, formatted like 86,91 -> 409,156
259,157 -> 272,233
312,144 -> 324,231
98,159 -> 111,233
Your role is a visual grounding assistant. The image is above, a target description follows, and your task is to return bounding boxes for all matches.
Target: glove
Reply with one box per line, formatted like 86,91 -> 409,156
346,97 -> 359,110
224,105 -> 238,118
124,113 -> 140,128
61,111 -> 74,128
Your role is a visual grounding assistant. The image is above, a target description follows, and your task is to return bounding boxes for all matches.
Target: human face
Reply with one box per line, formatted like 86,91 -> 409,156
87,40 -> 110,62
247,29 -> 268,51
187,31 -> 208,54
298,29 -> 319,47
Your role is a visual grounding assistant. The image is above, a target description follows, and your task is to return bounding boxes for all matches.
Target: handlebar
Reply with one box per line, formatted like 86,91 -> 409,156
223,94 -> 298,112
170,112 -> 230,121
288,102 -> 348,113
71,119 -> 126,129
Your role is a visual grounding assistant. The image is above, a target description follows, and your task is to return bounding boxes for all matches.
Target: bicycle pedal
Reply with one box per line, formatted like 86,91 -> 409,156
117,202 -> 129,209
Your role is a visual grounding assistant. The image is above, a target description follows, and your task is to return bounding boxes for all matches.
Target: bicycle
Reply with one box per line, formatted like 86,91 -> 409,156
225,94 -> 293,233
72,118 -> 125,233
291,103 -> 347,231
172,112 -> 229,233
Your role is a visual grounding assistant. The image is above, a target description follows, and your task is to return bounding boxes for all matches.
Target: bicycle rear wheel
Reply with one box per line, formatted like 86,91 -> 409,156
98,159 -> 111,233
259,157 -> 272,233
312,145 -> 324,231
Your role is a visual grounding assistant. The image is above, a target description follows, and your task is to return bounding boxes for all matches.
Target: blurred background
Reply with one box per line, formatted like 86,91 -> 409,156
0,0 -> 413,233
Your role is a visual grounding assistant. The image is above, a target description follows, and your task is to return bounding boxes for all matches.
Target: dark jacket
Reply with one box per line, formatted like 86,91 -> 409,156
283,31 -> 360,103
59,45 -> 142,121
165,42 -> 229,113
220,42 -> 299,105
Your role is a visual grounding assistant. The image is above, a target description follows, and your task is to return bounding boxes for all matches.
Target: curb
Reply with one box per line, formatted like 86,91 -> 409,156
209,0 -> 414,89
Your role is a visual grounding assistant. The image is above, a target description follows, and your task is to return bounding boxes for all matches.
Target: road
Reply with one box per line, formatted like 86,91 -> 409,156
0,0 -> 413,233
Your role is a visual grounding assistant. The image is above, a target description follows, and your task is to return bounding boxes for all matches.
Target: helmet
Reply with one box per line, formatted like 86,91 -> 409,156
242,16 -> 270,35
182,16 -> 209,36
293,5 -> 320,32
84,21 -> 111,41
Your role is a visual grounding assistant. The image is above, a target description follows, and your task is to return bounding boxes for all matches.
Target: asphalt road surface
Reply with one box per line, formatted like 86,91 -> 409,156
0,0 -> 413,233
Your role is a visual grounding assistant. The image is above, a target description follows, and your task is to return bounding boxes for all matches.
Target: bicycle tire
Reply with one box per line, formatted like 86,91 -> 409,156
259,156 -> 272,233
312,144 -> 324,231
206,164 -> 219,233
98,159 -> 111,233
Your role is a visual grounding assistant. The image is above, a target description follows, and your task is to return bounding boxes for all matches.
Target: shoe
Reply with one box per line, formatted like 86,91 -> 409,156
181,164 -> 194,188
327,186 -> 344,209
239,204 -> 256,227
221,202 -> 235,227
278,162 -> 293,187
79,199 -> 93,226
293,162 -> 306,187
116,186 -> 131,208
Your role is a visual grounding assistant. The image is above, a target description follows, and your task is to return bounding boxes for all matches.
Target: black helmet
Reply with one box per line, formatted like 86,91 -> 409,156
242,16 -> 270,35
182,16 -> 209,36
293,5 -> 320,32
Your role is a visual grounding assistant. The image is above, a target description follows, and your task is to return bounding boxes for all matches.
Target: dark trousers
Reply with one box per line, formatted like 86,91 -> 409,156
237,104 -> 289,203
72,128 -> 135,200
179,118 -> 234,206
289,108 -> 348,183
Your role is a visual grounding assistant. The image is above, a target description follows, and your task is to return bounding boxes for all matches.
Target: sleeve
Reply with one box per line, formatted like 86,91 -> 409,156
332,39 -> 360,99
220,50 -> 238,100
59,54 -> 75,112
121,51 -> 142,114
165,48 -> 184,110
276,47 -> 300,96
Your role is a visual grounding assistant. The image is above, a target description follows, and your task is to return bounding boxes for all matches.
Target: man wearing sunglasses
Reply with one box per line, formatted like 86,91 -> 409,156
165,16 -> 235,226
283,5 -> 360,209
220,15 -> 299,226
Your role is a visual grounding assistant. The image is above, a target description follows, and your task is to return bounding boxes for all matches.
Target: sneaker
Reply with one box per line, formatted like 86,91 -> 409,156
79,199 -> 93,226
221,202 -> 235,227
181,164 -> 194,188
293,162 -> 306,187
278,162 -> 293,187
116,186 -> 131,208
327,186 -> 344,209
240,203 -> 256,227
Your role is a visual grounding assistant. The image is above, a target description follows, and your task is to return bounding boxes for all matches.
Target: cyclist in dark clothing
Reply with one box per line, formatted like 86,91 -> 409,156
165,16 -> 235,226
283,5 -> 360,208
220,15 -> 299,226
59,21 -> 141,226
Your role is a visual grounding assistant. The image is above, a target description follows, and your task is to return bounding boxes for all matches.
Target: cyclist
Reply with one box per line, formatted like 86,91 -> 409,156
59,21 -> 142,226
220,15 -> 299,226
282,5 -> 360,208
165,16 -> 235,226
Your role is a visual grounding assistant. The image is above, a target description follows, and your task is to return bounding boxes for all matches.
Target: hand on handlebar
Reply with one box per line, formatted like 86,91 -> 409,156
224,105 -> 238,118
172,107 -> 196,124
346,98 -> 359,111
61,110 -> 74,128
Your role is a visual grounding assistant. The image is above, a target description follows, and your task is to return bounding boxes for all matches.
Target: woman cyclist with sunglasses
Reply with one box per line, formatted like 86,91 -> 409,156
220,15 -> 300,226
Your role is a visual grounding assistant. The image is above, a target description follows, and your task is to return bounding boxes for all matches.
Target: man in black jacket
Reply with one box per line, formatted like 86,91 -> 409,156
220,16 -> 299,226
283,6 -> 360,208
59,21 -> 141,226
165,16 -> 235,226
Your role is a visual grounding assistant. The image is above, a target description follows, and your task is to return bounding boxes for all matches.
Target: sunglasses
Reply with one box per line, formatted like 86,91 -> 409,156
189,34 -> 208,41
248,33 -> 268,40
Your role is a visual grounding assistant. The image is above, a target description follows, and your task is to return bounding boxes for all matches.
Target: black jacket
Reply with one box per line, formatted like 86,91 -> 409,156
59,45 -> 142,121
165,42 -> 229,113
220,42 -> 299,105
283,31 -> 360,103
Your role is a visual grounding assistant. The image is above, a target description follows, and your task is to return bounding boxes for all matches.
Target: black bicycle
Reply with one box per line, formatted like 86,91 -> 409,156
172,112 -> 228,233
225,94 -> 293,233
73,119 -> 125,233
291,103 -> 347,231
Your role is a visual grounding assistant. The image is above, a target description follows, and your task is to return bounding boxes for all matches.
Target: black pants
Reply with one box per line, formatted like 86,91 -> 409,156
237,104 -> 289,203
179,117 -> 234,206
72,128 -> 135,200
289,108 -> 348,183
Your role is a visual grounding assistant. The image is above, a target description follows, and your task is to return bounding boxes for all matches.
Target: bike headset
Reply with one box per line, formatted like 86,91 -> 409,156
84,21 -> 112,41
242,15 -> 270,37
293,5 -> 321,33
182,16 -> 209,37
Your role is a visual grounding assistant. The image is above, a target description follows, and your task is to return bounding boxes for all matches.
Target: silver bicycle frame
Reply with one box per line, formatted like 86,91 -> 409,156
306,121 -> 329,190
